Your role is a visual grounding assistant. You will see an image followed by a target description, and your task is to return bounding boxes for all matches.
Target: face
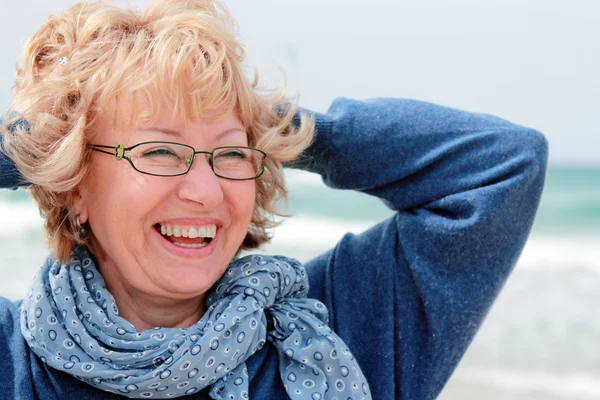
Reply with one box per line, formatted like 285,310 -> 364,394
77,108 -> 256,302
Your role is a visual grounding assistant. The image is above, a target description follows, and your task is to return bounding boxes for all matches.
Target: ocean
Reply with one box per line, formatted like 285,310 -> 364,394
1,165 -> 598,399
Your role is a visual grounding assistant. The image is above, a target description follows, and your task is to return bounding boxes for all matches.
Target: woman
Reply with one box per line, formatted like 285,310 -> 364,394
0,1 -> 548,399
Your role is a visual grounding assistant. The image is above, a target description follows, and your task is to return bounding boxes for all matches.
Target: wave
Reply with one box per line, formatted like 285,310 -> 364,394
284,169 -> 324,187
517,235 -> 600,272
3,199 -> 600,273
0,200 -> 43,237
267,216 -> 600,273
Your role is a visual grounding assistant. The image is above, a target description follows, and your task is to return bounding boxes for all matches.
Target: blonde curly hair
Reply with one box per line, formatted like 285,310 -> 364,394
1,0 -> 314,263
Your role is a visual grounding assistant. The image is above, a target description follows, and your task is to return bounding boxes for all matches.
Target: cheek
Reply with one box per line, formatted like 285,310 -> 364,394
239,182 -> 257,220
123,172 -> 155,201
223,180 -> 256,226
84,165 -> 154,240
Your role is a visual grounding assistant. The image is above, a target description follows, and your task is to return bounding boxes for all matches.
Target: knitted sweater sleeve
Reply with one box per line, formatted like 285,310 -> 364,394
290,98 -> 548,400
0,117 -> 29,189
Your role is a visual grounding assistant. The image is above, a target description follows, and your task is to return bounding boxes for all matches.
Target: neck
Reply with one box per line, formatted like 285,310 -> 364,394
111,287 -> 205,331
93,254 -> 206,331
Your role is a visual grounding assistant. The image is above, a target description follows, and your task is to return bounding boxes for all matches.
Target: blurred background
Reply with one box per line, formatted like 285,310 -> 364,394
1,0 -> 599,399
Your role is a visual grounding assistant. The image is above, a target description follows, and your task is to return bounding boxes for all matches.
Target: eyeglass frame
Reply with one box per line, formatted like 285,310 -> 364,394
88,141 -> 267,180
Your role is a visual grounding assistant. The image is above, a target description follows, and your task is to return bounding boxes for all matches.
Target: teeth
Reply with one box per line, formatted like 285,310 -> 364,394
159,224 -> 217,239
172,241 -> 209,248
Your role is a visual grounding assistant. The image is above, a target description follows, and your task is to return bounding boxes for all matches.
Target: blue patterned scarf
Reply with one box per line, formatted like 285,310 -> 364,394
20,246 -> 371,399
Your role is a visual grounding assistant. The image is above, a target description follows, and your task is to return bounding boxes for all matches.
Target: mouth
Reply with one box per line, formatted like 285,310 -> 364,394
154,222 -> 217,249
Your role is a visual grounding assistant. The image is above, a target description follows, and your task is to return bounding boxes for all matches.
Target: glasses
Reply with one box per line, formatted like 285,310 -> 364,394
89,141 -> 267,180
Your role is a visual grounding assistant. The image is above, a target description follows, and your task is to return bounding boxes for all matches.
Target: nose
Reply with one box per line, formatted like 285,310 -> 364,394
177,154 -> 224,209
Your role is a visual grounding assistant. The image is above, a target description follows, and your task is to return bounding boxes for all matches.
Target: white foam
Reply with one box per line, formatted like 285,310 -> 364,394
267,215 -> 600,273
270,215 -> 372,244
518,235 -> 600,272
0,200 -> 44,238
2,196 -> 600,274
455,368 -> 600,400
284,169 -> 325,187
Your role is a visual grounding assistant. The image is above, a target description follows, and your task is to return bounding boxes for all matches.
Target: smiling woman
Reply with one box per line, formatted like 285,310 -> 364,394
0,0 -> 548,399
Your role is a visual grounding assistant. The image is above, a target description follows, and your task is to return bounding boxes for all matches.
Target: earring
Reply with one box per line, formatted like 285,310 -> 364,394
74,214 -> 88,241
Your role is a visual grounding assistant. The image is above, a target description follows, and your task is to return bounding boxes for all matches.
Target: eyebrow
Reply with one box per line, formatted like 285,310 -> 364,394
139,127 -> 246,141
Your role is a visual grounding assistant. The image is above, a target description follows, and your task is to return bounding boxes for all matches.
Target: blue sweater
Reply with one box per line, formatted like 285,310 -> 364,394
0,98 -> 548,399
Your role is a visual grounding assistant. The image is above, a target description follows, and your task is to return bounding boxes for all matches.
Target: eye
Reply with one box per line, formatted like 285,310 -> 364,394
142,147 -> 180,158
215,149 -> 247,159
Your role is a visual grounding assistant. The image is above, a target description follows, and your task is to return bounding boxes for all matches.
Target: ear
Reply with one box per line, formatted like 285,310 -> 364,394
70,188 -> 89,225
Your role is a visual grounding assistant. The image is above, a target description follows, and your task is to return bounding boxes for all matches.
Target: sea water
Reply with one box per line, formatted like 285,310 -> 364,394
0,166 -> 598,399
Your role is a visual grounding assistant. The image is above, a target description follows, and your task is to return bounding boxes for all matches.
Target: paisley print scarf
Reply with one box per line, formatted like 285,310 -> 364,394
20,246 -> 371,399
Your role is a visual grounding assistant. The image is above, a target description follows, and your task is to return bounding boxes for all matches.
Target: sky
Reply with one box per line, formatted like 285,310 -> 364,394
0,0 -> 598,165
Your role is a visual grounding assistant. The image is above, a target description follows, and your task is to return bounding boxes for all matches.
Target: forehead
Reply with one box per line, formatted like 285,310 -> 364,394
95,97 -> 244,140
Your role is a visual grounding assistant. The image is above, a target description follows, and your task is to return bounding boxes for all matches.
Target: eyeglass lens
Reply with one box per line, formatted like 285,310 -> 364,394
128,142 -> 263,179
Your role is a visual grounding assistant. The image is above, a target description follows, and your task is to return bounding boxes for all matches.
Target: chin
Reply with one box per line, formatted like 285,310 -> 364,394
151,261 -> 226,298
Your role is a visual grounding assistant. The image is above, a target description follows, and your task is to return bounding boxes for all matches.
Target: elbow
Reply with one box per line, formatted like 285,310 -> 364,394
515,127 -> 549,187
493,127 -> 549,213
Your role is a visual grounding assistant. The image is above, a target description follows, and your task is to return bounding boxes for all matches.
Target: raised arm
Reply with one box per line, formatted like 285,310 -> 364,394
290,98 -> 548,400
0,117 -> 30,189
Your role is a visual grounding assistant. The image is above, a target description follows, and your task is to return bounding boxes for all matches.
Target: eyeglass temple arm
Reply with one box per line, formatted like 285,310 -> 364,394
89,145 -> 115,156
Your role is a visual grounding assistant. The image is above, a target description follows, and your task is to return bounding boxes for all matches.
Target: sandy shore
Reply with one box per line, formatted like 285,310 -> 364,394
438,374 -> 596,400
